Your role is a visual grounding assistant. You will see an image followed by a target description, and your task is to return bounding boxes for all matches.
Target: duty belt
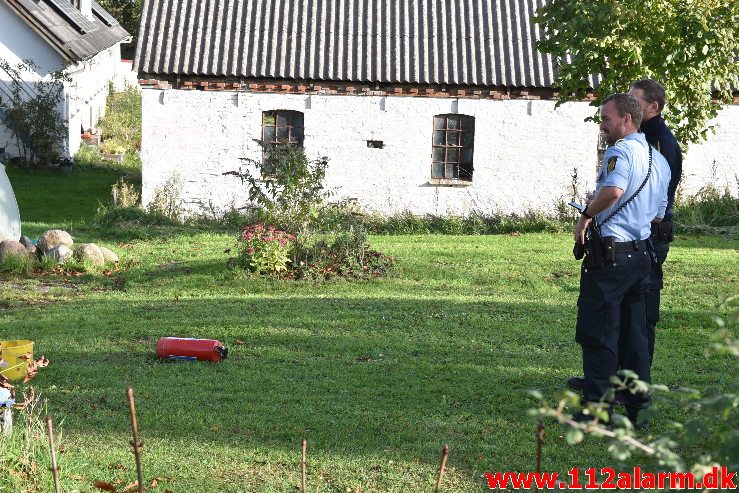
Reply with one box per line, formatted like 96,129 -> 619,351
614,240 -> 650,252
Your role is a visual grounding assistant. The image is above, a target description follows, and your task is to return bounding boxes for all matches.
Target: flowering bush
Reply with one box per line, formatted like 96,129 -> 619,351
236,224 -> 295,274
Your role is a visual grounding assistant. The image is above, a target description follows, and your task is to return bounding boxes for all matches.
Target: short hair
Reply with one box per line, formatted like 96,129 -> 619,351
602,93 -> 643,129
630,79 -> 666,112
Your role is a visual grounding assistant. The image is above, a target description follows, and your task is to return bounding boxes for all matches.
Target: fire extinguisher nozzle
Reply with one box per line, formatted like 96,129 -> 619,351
217,346 -> 228,360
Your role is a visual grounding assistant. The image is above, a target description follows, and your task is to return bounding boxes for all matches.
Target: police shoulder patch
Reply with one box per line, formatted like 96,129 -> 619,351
607,156 -> 617,173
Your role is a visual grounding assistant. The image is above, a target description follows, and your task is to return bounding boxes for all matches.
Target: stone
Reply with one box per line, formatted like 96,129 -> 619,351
74,243 -> 105,266
19,236 -> 36,256
99,246 -> 120,264
0,240 -> 27,263
37,230 -> 73,254
46,245 -> 73,264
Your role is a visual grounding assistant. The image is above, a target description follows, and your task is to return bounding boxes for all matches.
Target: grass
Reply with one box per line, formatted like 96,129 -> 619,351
5,166 -> 131,240
1,168 -> 737,492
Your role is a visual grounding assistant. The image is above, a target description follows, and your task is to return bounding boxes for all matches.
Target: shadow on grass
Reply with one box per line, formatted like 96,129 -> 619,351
12,296 -> 577,467
9,294 -> 734,474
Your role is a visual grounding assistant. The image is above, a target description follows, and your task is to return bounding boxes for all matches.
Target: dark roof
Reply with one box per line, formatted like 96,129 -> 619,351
134,0 -> 590,88
2,0 -> 129,62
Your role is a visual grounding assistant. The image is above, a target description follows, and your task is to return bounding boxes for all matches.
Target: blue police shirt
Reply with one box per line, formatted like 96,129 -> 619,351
595,132 -> 670,242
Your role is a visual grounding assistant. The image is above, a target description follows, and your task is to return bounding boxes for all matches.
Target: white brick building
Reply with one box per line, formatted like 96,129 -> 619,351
134,0 -> 739,217
0,0 -> 130,159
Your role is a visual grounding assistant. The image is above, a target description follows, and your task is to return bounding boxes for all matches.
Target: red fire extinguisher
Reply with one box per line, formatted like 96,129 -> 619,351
156,337 -> 228,362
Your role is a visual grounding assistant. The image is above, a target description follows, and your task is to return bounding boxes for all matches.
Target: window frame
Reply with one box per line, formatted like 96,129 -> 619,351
261,110 -> 305,170
431,114 -> 475,182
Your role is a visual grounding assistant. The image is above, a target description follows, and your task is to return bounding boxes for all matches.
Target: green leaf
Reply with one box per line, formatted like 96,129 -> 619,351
608,441 -> 631,461
566,427 -> 584,444
528,390 -> 544,400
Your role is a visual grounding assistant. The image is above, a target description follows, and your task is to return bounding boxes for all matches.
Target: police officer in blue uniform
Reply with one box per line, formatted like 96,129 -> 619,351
572,93 -> 670,425
628,79 -> 682,364
568,80 -> 681,393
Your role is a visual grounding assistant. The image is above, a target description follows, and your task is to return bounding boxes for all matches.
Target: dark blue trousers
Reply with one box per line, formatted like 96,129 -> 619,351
576,250 -> 652,411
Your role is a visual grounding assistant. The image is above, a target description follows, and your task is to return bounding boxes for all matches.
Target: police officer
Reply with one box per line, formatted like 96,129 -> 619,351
571,93 -> 670,426
628,79 -> 682,364
568,79 -> 681,392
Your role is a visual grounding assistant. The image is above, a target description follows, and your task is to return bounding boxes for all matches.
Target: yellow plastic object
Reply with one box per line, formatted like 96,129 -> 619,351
0,340 -> 34,382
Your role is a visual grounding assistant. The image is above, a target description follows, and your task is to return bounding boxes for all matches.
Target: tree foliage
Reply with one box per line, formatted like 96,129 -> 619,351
535,0 -> 739,147
0,59 -> 68,167
530,297 -> 738,482
96,0 -> 142,59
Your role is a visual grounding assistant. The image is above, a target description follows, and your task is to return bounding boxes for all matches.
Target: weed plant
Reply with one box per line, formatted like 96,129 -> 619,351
98,84 -> 141,154
0,255 -> 34,275
674,184 -> 739,237
0,398 -> 55,492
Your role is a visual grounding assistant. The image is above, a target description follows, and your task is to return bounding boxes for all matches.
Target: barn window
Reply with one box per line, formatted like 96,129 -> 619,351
431,114 -> 474,181
262,110 -> 304,170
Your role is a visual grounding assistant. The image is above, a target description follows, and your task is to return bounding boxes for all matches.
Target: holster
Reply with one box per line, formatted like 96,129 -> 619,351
584,223 -> 606,269
651,218 -> 675,243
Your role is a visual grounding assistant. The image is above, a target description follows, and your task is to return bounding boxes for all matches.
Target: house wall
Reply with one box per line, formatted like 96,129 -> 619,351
0,1 -> 63,158
140,88 -> 739,216
0,3 -> 124,159
65,43 -> 123,156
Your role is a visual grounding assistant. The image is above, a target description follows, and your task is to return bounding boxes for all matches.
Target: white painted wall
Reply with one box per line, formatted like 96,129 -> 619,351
0,2 -> 124,159
141,90 -> 599,216
681,105 -> 739,197
65,43 -> 123,156
141,89 -> 738,216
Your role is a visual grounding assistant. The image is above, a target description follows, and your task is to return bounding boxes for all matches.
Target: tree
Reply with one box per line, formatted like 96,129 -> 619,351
0,59 -> 68,167
535,0 -> 739,147
96,0 -> 142,59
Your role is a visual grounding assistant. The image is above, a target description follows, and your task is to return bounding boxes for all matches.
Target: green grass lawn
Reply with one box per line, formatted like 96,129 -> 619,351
1,168 -> 737,492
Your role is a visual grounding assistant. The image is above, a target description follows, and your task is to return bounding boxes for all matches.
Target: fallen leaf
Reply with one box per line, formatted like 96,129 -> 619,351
210,425 -> 220,432
22,356 -> 50,383
148,476 -> 171,488
510,231 -> 521,236
234,339 -> 246,345
94,480 -> 117,492
108,464 -> 129,471
0,374 -> 13,394
120,481 -> 138,492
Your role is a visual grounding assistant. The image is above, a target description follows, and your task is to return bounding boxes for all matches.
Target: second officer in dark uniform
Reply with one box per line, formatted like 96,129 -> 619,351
629,79 -> 682,364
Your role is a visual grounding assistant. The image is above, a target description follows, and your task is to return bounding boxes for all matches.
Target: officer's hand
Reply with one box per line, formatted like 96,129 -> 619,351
574,217 -> 591,245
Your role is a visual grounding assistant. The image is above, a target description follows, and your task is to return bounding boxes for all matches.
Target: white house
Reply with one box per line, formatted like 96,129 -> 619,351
134,0 -> 739,217
0,0 -> 130,160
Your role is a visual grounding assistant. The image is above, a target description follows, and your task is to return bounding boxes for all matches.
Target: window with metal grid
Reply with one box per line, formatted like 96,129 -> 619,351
261,110 -> 304,170
431,114 -> 474,181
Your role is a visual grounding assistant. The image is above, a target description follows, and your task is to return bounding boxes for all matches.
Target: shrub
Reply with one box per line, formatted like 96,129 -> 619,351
98,84 -> 141,152
236,224 -> 295,275
147,173 -> 184,222
111,179 -> 140,207
675,184 -> 739,237
317,203 -> 571,236
228,143 -> 330,245
0,59 -> 68,167
74,143 -> 105,167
